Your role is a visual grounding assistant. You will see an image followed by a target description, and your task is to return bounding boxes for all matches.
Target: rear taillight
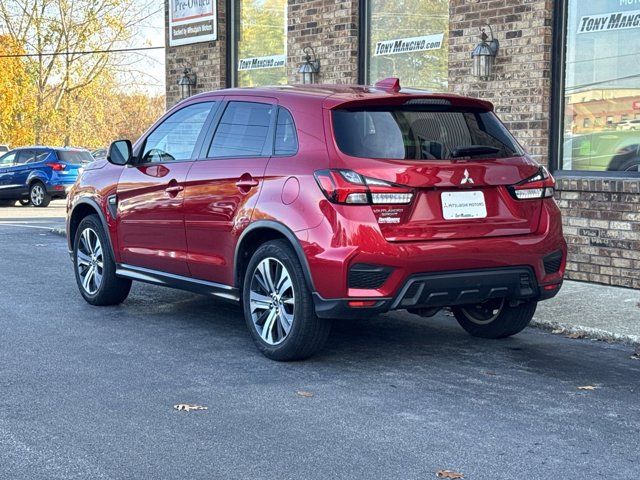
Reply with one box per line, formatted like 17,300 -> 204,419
46,162 -> 65,171
314,169 -> 414,205
508,166 -> 555,200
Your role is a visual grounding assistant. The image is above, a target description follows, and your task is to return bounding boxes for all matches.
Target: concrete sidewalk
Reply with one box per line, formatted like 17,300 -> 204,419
534,280 -> 640,346
44,226 -> 640,346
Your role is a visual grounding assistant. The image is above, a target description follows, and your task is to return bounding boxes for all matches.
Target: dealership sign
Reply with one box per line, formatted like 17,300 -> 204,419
238,54 -> 286,71
374,33 -> 444,56
578,9 -> 640,34
169,0 -> 217,47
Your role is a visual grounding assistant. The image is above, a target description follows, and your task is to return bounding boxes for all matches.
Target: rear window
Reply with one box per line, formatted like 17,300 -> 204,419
57,150 -> 94,164
332,106 -> 524,160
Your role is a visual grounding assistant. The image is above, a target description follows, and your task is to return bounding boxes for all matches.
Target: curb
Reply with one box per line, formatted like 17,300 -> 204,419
531,318 -> 640,347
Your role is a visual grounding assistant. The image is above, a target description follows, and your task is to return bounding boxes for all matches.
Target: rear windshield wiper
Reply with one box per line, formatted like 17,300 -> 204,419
450,145 -> 501,158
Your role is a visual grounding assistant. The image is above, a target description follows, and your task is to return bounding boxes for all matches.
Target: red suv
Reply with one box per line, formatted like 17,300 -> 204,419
67,79 -> 566,360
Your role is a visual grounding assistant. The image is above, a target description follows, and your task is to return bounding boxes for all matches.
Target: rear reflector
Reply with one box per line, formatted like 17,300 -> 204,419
348,300 -> 378,308
543,284 -> 561,291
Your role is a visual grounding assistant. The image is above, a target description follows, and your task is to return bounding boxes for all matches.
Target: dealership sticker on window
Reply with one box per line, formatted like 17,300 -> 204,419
238,54 -> 286,71
577,9 -> 640,34
374,33 -> 444,56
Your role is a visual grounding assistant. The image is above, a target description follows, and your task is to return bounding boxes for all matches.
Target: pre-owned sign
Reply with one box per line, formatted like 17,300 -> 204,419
577,9 -> 640,34
169,0 -> 217,47
374,33 -> 444,56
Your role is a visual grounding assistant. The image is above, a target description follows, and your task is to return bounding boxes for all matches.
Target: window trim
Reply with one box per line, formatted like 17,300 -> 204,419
202,99 -> 278,160
549,0 -> 640,178
134,101 -> 219,167
358,0 -> 369,85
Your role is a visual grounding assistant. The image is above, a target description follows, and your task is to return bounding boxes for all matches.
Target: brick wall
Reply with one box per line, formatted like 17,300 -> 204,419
448,0 -> 554,164
556,178 -> 640,289
164,0 -> 227,107
286,0 -> 359,84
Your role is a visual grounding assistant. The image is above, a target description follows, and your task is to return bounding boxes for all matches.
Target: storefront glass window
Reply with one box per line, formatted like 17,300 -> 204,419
367,0 -> 449,91
234,0 -> 287,87
561,0 -> 640,173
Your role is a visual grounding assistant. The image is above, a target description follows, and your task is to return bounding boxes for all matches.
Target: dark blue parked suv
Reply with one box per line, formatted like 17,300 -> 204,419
0,147 -> 92,207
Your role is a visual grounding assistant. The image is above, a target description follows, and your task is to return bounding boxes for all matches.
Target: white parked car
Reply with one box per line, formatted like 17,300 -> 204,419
616,119 -> 640,131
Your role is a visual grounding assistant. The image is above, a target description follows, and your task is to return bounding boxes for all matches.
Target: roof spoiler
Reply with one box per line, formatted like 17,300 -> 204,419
374,77 -> 401,93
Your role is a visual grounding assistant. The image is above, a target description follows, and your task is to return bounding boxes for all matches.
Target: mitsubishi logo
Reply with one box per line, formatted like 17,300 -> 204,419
460,169 -> 474,185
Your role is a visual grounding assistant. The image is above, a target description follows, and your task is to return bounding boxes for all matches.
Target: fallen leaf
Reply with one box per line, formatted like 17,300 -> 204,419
551,328 -> 565,334
483,370 -> 497,376
296,390 -> 314,398
174,404 -> 208,412
565,332 -> 585,339
577,385 -> 597,391
436,470 -> 464,479
630,353 -> 640,361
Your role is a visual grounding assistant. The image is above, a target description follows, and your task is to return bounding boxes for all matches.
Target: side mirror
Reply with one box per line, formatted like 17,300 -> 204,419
107,140 -> 133,166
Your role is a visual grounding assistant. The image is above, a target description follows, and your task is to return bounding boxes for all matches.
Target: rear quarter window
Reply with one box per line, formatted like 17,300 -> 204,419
332,106 -> 524,160
57,150 -> 94,164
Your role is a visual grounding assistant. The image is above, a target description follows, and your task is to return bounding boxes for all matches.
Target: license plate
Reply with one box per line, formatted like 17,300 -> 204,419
441,191 -> 487,220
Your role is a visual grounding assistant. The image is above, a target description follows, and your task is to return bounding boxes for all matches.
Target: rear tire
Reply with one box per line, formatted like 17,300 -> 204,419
73,214 -> 131,306
30,181 -> 50,207
242,240 -> 331,361
452,299 -> 537,339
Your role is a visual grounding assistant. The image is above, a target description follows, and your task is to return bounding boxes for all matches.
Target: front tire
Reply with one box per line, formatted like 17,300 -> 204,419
452,299 -> 537,339
30,181 -> 51,207
242,240 -> 331,361
73,214 -> 131,306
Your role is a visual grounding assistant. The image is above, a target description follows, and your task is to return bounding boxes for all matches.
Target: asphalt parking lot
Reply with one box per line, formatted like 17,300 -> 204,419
0,218 -> 639,480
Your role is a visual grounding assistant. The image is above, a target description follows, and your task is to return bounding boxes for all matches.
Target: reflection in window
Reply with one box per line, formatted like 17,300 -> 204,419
234,0 -> 287,87
209,102 -> 274,157
142,103 -> 213,163
367,0 -> 449,91
561,1 -> 640,173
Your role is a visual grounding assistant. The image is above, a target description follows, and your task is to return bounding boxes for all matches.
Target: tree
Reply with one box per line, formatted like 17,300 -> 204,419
0,35 -> 33,146
0,0 -> 160,143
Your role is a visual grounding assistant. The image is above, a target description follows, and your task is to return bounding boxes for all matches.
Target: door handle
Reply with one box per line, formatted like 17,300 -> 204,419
236,178 -> 259,189
165,184 -> 184,194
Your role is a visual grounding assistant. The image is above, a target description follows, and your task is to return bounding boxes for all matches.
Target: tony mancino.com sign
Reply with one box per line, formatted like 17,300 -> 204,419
374,33 -> 444,56
578,9 -> 640,33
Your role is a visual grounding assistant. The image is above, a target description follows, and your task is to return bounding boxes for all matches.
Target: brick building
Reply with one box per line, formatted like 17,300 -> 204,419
165,0 -> 640,289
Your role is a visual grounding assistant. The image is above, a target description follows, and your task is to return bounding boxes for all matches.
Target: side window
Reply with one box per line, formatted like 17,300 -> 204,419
208,101 -> 274,158
15,150 -> 35,165
0,152 -> 16,166
34,150 -> 50,163
141,102 -> 214,164
274,107 -> 298,156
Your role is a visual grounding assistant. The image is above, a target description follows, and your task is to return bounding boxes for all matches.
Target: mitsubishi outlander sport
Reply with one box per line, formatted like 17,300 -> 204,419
66,79 -> 566,360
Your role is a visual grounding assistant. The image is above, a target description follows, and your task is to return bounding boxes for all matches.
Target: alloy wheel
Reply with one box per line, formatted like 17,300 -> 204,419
30,184 -> 45,206
249,257 -> 295,345
76,227 -> 104,295
460,298 -> 505,325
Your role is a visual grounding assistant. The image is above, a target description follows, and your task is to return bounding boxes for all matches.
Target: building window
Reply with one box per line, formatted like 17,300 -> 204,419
230,0 -> 287,87
558,1 -> 640,174
362,0 -> 449,91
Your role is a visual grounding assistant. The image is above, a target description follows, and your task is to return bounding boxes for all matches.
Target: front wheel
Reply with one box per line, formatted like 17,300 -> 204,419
30,182 -> 51,207
242,240 -> 331,361
73,214 -> 132,306
452,298 -> 537,339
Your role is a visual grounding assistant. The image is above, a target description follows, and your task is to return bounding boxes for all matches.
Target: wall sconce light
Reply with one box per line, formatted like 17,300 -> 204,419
298,46 -> 320,84
178,67 -> 197,99
471,25 -> 499,80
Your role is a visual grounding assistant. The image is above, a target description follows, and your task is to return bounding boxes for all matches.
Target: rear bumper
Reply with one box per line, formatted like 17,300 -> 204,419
304,198 -> 566,318
313,267 -> 562,319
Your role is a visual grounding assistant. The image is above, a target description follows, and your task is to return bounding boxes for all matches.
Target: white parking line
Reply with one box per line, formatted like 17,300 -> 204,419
0,223 -> 61,230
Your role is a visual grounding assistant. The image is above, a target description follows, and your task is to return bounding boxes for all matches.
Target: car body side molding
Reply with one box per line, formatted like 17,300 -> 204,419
115,264 -> 240,302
